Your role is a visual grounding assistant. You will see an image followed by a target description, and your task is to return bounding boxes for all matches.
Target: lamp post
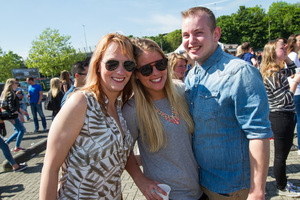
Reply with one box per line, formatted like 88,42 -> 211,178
268,20 -> 272,41
160,33 -> 168,51
82,25 -> 88,52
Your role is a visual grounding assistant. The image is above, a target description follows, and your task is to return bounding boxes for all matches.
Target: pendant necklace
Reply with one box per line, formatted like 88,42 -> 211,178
153,104 -> 180,125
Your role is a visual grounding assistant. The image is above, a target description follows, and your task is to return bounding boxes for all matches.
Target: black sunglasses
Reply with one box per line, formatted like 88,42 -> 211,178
136,58 -> 168,76
103,60 -> 136,72
78,73 -> 87,75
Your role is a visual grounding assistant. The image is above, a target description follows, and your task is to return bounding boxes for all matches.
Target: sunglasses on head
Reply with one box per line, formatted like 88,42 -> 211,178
103,60 -> 136,72
136,58 -> 168,76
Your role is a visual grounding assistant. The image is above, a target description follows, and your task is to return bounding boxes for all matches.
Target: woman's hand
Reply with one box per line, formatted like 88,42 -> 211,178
135,176 -> 166,200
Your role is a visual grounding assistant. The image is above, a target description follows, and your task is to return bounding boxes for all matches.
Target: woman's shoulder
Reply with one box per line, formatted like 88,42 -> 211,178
122,98 -> 136,115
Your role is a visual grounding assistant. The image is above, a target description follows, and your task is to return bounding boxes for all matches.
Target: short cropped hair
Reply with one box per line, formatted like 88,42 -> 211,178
181,7 -> 216,32
70,60 -> 89,77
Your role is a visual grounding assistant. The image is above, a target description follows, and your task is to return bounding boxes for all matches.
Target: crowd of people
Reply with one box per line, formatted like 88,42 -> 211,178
0,5 -> 300,200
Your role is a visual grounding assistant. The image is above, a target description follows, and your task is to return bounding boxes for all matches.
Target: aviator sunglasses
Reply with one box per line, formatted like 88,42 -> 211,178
136,58 -> 168,76
103,60 -> 136,72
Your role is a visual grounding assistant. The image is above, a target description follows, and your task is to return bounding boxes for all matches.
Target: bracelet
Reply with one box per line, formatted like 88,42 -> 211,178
293,80 -> 300,85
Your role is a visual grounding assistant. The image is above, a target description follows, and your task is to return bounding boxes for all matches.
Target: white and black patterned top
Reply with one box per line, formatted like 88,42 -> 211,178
57,91 -> 134,200
264,62 -> 297,113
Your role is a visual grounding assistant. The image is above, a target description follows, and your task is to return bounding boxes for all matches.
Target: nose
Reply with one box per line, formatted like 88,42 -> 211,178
116,63 -> 126,74
151,65 -> 162,75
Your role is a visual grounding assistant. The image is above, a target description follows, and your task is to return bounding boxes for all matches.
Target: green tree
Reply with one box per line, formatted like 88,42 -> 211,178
165,30 -> 182,53
268,1 -> 300,40
26,28 -> 86,77
0,48 -> 24,83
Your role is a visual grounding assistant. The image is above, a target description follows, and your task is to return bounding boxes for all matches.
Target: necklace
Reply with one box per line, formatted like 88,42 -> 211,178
153,104 -> 180,125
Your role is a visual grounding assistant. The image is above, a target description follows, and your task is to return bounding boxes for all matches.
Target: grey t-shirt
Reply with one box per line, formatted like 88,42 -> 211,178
122,97 -> 202,200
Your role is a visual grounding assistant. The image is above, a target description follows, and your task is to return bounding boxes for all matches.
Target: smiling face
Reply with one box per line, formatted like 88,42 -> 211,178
135,50 -> 167,100
182,12 -> 221,65
98,42 -> 133,98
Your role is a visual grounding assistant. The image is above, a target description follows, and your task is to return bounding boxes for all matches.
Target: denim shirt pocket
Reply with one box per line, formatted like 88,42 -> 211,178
196,91 -> 219,121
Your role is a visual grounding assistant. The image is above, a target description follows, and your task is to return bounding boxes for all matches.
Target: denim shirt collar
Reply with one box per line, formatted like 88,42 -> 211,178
195,45 -> 223,73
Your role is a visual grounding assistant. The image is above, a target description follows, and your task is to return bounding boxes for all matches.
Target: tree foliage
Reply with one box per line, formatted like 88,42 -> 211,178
26,28 -> 86,77
217,1 -> 300,50
0,48 -> 24,83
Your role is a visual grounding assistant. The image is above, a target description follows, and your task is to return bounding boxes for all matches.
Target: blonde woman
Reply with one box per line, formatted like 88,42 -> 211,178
123,38 -> 202,200
60,70 -> 72,93
1,78 -> 27,152
168,52 -> 188,81
47,78 -> 64,119
40,33 -> 136,199
261,40 -> 300,197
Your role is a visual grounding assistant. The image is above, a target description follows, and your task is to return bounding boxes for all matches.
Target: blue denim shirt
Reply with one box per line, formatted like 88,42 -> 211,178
185,46 -> 273,194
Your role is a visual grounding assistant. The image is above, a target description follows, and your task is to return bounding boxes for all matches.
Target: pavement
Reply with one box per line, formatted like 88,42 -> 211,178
1,111 -> 300,199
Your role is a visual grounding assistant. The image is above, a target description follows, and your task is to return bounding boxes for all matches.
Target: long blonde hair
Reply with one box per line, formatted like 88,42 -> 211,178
260,40 -> 282,84
50,77 -> 61,98
81,33 -> 134,116
130,38 -> 194,152
1,78 -> 16,100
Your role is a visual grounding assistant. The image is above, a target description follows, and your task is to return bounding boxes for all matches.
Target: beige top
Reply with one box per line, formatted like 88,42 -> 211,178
57,91 -> 133,200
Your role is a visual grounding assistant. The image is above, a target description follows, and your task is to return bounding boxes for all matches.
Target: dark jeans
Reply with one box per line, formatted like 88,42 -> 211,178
269,111 -> 294,190
30,103 -> 47,131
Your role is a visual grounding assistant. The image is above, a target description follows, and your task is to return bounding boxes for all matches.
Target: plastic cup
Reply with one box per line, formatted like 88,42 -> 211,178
155,184 -> 171,200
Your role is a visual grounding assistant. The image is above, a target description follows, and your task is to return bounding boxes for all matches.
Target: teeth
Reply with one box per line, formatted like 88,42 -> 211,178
190,46 -> 199,50
151,78 -> 161,83
113,77 -> 124,81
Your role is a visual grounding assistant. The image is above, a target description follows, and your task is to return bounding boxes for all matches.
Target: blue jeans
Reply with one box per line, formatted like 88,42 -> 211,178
294,95 -> 300,149
30,103 -> 47,131
0,137 -> 16,166
6,118 -> 26,148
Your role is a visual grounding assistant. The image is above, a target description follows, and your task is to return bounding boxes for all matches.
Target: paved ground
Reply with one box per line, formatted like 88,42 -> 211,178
1,137 -> 300,199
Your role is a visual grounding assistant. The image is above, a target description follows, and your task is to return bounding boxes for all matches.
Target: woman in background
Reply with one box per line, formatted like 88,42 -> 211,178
260,39 -> 300,197
60,70 -> 72,93
287,34 -> 300,155
168,52 -> 188,82
1,78 -> 27,152
48,78 -> 64,119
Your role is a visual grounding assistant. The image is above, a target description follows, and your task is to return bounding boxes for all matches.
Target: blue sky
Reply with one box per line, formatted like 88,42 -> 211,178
0,0 -> 298,59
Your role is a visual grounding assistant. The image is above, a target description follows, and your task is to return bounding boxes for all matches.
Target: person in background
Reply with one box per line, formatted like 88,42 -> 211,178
40,33 -> 136,200
61,59 -> 89,107
183,51 -> 195,77
182,6 -> 273,200
26,77 -> 47,133
239,42 -> 259,68
60,70 -> 72,94
0,137 -> 27,171
168,52 -> 188,81
287,34 -> 300,155
260,39 -> 300,197
123,37 -> 203,200
235,45 -> 243,57
2,78 -> 27,152
15,79 -> 30,121
47,78 -> 64,119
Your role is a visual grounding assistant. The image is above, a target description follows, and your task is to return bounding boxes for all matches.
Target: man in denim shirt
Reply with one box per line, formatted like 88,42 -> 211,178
181,7 -> 273,200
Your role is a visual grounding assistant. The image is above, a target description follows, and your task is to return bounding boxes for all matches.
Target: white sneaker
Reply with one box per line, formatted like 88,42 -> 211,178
291,144 -> 298,151
298,150 -> 300,155
278,183 -> 300,197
